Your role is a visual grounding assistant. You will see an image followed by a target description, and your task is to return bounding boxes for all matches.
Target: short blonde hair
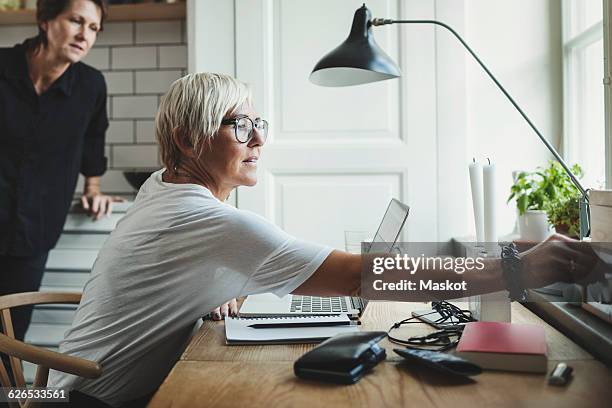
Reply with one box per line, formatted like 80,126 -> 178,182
156,72 -> 252,170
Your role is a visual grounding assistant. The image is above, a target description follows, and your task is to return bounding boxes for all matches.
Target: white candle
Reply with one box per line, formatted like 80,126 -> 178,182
469,160 -> 485,243
483,159 -> 497,244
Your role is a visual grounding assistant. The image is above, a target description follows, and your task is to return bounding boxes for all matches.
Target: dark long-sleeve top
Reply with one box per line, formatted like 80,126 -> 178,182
0,40 -> 108,256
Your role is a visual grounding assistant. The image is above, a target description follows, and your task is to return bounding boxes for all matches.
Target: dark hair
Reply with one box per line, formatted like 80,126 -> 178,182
31,0 -> 108,49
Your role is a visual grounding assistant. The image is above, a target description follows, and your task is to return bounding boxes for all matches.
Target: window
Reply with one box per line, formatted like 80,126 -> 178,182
562,0 -> 606,189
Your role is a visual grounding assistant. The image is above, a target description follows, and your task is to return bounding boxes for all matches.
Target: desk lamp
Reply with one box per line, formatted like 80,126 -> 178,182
310,4 -> 590,239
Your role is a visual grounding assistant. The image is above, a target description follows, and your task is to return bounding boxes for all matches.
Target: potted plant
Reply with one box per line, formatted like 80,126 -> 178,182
508,170 -> 552,241
508,161 -> 583,241
547,196 -> 580,238
542,162 -> 583,238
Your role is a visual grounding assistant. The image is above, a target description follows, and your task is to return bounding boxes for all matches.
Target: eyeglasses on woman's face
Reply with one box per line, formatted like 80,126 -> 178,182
221,115 -> 268,144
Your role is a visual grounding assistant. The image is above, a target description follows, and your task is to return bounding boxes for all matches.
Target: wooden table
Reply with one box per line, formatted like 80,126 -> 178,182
148,302 -> 612,408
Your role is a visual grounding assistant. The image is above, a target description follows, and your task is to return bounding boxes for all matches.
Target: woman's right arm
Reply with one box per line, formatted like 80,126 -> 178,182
292,250 -> 362,297
292,249 -> 506,300
293,234 -> 600,300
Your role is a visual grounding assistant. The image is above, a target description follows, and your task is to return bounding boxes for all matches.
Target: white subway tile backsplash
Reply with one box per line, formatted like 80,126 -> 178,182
112,96 -> 158,119
83,47 -> 109,70
106,120 -> 134,143
135,70 -> 182,94
158,45 -> 187,68
0,25 -> 37,47
96,22 -> 133,46
113,145 -> 159,168
103,71 -> 133,95
135,21 -> 181,44
111,47 -> 157,70
136,120 -> 156,143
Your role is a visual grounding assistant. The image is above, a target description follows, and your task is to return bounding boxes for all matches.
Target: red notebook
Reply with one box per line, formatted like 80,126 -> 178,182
455,322 -> 548,373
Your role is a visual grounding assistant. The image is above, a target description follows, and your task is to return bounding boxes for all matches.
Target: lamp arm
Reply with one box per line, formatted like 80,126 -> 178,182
372,18 -> 587,198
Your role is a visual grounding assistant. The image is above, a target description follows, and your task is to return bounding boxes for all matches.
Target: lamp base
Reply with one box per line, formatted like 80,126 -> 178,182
579,194 -> 591,240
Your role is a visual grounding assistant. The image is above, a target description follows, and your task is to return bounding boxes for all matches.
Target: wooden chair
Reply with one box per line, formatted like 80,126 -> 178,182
0,292 -> 102,408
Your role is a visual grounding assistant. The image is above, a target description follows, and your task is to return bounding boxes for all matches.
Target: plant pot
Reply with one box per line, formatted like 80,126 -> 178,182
518,210 -> 553,242
553,223 -> 579,239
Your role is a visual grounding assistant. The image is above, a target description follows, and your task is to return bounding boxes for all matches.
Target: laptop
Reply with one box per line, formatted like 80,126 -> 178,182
239,198 -> 410,318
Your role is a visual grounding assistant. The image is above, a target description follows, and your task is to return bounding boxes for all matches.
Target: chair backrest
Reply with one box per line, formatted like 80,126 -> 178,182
0,292 -> 102,408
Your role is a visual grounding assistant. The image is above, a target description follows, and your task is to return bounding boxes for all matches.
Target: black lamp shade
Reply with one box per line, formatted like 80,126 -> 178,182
310,4 -> 401,87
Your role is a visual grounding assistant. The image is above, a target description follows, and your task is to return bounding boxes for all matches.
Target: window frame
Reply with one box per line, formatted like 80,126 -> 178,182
528,0 -> 612,365
605,0 -> 612,188
561,0 -> 607,187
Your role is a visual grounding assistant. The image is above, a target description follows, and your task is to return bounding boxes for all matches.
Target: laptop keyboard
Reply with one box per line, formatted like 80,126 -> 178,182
290,296 -> 349,313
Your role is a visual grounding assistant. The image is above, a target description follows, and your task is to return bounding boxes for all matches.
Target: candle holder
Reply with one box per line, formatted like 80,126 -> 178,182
468,245 -> 511,322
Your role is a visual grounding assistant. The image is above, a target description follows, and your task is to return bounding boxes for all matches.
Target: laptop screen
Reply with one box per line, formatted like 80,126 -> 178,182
369,198 -> 410,253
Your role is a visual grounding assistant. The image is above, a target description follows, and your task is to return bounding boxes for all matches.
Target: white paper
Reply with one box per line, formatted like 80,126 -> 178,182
225,314 -> 358,344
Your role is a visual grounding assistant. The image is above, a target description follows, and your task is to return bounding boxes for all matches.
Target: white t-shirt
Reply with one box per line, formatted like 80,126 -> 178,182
48,169 -> 332,407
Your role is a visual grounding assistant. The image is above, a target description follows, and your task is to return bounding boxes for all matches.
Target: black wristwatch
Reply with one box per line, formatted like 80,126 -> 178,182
500,243 -> 527,302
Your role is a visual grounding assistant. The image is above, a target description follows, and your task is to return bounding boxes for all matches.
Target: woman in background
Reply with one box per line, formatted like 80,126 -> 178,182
0,0 -> 119,342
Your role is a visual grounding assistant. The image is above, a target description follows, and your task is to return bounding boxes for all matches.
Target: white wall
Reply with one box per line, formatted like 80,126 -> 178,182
187,0 -> 234,76
433,0 -> 470,242
464,0 -> 563,236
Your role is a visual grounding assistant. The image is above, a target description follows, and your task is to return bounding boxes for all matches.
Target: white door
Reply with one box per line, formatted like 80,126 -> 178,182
190,0 -> 471,249
234,0 -> 443,249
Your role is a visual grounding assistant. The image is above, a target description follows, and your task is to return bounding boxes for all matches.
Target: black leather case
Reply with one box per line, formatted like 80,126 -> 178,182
394,348 -> 482,377
294,331 -> 387,384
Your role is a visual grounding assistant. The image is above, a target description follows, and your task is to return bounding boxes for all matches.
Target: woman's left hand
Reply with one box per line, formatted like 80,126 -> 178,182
81,191 -> 125,220
81,176 -> 125,220
211,299 -> 239,320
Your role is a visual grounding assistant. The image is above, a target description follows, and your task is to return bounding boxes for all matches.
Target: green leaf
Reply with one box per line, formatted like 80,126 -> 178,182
509,161 -> 584,215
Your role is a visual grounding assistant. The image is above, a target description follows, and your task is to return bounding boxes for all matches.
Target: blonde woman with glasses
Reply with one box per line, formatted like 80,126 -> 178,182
48,72 -> 598,407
